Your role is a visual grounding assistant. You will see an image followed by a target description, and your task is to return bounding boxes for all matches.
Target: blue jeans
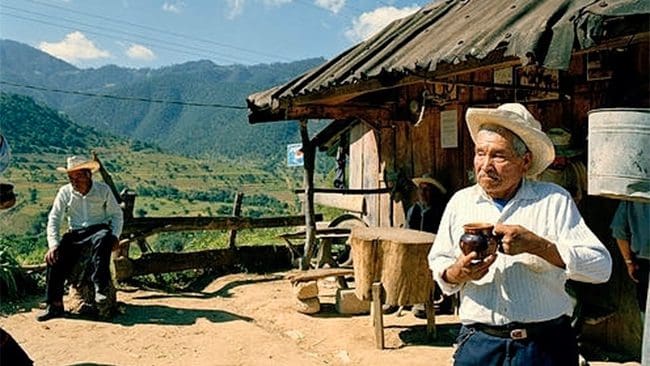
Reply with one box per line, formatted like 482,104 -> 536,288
453,318 -> 578,366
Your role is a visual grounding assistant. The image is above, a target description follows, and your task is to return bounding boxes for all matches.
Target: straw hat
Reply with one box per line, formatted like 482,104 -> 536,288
56,156 -> 100,173
547,127 -> 583,158
412,174 -> 447,194
465,103 -> 554,177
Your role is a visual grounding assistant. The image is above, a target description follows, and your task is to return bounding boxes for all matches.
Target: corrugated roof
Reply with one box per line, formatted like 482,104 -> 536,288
248,0 -> 649,120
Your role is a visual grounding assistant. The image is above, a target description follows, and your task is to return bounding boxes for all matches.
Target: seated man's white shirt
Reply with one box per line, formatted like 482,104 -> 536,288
46,181 -> 124,249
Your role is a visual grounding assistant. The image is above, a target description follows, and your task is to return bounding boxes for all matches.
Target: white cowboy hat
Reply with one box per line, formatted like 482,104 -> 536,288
465,103 -> 554,177
56,156 -> 100,173
412,174 -> 447,194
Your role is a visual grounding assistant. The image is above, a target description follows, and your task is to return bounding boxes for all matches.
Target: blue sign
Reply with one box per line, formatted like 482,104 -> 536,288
287,143 -> 304,167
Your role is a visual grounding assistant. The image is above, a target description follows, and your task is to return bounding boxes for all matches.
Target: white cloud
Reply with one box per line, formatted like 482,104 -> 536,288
38,31 -> 110,63
226,0 -> 245,19
314,0 -> 345,14
345,5 -> 419,43
162,1 -> 185,13
126,44 -> 156,61
227,0 -> 293,19
262,0 -> 292,5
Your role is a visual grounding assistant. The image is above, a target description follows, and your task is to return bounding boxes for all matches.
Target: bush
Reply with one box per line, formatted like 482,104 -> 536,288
0,245 -> 22,299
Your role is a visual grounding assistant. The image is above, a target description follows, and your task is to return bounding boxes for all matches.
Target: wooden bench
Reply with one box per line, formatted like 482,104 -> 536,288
285,267 -> 354,289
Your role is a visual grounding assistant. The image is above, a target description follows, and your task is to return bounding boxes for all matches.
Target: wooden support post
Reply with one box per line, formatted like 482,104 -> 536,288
425,287 -> 437,339
372,282 -> 385,349
92,152 -> 122,204
116,189 -> 137,258
300,119 -> 317,270
136,239 -> 150,254
228,192 -> 244,249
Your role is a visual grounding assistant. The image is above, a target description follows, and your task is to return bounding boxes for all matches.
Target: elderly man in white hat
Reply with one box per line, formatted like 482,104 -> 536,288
38,156 -> 123,321
428,103 -> 612,365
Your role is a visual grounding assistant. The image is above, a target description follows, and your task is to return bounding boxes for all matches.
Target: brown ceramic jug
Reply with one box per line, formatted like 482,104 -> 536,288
459,223 -> 501,263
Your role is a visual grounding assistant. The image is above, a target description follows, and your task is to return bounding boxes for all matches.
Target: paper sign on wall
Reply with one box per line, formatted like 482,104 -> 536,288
287,143 -> 304,167
440,109 -> 458,148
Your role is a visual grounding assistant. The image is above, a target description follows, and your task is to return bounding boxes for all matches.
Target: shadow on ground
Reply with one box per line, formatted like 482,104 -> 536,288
397,323 -> 460,347
129,275 -> 283,300
109,303 -> 253,326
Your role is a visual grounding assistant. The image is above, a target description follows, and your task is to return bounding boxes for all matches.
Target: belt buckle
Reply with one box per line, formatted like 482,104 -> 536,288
510,328 -> 528,340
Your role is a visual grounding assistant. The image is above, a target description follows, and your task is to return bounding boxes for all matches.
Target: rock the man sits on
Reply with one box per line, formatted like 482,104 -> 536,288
38,156 -> 123,322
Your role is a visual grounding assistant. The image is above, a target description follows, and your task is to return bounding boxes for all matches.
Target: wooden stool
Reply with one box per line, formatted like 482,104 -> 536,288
350,227 -> 436,349
65,247 -> 117,319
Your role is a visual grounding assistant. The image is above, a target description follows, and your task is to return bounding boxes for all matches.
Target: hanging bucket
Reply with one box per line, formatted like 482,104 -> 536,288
588,108 -> 650,202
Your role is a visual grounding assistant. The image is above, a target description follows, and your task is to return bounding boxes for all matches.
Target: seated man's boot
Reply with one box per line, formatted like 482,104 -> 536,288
37,304 -> 65,322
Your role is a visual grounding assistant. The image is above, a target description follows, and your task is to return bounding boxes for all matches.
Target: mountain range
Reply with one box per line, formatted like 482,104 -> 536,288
0,39 -> 325,160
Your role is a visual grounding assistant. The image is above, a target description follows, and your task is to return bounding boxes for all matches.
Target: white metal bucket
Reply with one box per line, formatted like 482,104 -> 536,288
588,108 -> 650,202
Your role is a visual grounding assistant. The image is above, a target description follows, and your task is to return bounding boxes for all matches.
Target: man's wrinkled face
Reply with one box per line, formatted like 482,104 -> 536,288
68,169 -> 92,194
473,129 -> 531,199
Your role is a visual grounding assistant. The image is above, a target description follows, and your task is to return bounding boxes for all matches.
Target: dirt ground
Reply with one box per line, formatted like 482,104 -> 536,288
0,272 -> 643,366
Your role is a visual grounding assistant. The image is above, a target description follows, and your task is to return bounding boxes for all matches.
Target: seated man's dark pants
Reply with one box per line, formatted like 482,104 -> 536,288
45,224 -> 114,305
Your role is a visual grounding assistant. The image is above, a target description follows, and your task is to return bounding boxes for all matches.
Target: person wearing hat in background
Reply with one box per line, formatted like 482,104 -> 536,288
406,173 -> 453,317
407,174 -> 447,233
38,156 -> 123,321
537,127 -> 587,211
428,103 -> 612,365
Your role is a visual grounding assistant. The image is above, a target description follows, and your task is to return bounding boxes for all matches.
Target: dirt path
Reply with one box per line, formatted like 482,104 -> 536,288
0,273 -> 641,366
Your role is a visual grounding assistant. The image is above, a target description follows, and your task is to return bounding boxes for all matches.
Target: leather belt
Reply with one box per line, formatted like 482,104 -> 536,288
470,316 -> 569,340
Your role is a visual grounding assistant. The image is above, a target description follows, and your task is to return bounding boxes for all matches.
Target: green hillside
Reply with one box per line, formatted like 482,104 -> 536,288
0,93 -> 337,264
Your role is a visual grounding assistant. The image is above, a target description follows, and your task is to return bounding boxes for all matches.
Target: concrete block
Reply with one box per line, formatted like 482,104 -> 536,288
295,297 -> 320,314
292,280 -> 319,300
336,288 -> 370,315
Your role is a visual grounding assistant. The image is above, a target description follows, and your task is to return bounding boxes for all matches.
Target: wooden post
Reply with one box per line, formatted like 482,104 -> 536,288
92,152 -> 122,204
116,189 -> 137,258
425,287 -> 437,339
228,192 -> 244,249
372,282 -> 385,349
300,119 -> 317,270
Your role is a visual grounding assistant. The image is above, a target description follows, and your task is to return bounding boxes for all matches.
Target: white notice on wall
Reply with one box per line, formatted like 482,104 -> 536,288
440,109 -> 458,148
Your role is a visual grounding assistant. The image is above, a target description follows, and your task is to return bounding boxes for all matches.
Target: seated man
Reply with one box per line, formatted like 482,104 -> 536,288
38,156 -> 123,321
406,174 -> 452,317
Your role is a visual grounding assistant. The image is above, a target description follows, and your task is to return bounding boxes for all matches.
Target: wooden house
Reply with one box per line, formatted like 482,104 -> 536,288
247,0 -> 649,358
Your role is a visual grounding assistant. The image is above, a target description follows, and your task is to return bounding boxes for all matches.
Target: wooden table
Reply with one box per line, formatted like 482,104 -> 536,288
349,226 -> 436,349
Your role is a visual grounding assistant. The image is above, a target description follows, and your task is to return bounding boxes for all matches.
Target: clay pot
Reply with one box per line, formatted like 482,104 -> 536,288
460,223 -> 501,262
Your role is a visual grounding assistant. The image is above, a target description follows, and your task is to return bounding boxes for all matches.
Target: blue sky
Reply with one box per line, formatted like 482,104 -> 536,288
0,0 -> 425,69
